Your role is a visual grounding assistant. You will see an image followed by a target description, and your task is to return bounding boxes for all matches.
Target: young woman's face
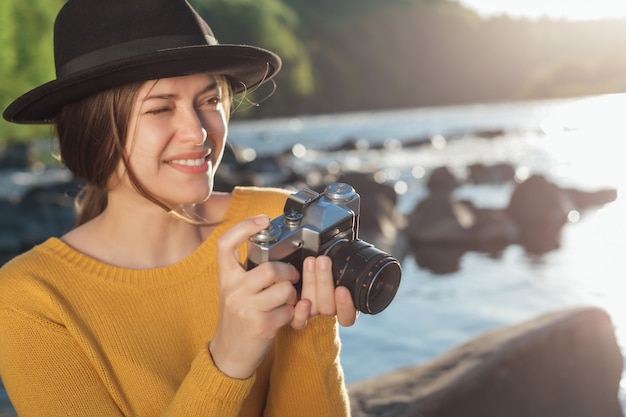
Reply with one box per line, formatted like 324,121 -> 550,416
117,73 -> 228,207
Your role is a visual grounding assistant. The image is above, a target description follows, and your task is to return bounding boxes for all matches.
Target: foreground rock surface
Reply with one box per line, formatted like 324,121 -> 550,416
348,307 -> 624,417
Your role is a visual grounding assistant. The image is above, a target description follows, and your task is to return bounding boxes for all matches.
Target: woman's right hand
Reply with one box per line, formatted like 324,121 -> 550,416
209,215 -> 301,379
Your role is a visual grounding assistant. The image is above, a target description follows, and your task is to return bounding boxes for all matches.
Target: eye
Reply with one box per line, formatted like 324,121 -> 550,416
146,107 -> 172,115
198,95 -> 222,111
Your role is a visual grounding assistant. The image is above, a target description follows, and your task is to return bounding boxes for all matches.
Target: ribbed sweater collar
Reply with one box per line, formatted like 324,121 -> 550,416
32,188 -> 252,288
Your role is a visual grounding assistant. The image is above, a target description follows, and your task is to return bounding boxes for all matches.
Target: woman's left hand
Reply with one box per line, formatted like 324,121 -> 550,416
291,256 -> 359,329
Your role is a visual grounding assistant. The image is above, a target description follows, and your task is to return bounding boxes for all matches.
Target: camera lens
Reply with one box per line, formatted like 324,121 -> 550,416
327,240 -> 401,314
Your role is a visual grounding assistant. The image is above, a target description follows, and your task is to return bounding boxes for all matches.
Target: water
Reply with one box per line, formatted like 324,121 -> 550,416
1,94 -> 625,413
230,93 -> 626,409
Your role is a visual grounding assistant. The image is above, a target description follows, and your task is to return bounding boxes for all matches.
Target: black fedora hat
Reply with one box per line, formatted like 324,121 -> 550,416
3,0 -> 281,124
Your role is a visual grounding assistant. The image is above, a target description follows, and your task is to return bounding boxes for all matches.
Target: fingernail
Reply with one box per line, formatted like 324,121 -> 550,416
304,257 -> 315,272
338,287 -> 351,303
254,215 -> 269,225
318,256 -> 331,271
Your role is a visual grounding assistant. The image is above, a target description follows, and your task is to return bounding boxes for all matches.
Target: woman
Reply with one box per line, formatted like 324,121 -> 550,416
0,0 -> 357,416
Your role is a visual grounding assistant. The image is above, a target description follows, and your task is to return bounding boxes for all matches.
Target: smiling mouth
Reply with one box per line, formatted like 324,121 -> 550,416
169,157 -> 208,167
167,149 -> 212,167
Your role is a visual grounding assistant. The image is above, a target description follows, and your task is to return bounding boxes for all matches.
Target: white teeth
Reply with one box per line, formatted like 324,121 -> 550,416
171,158 -> 205,166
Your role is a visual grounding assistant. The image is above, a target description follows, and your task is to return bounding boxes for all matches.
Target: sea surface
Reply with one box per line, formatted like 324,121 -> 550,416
1,94 -> 625,412
228,94 -> 626,410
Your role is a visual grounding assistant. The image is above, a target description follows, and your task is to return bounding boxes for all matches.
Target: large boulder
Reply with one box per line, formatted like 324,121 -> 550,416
349,307 -> 624,417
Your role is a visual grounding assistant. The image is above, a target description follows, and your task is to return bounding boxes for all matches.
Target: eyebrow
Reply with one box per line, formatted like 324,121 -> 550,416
142,80 -> 220,102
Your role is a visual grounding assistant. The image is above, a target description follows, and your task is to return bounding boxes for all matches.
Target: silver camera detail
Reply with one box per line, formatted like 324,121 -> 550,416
246,182 -> 401,314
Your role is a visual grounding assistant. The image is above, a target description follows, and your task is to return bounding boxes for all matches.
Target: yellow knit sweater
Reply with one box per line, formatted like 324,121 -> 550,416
0,187 -> 350,417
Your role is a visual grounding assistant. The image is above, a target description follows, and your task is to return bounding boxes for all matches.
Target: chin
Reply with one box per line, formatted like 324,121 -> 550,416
187,186 -> 214,205
163,190 -> 211,208
160,176 -> 214,206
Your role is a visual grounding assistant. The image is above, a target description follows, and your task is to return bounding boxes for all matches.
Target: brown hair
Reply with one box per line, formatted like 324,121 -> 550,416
55,76 -> 232,227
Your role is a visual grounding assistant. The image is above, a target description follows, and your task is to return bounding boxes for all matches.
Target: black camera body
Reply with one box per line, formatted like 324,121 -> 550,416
246,182 -> 401,314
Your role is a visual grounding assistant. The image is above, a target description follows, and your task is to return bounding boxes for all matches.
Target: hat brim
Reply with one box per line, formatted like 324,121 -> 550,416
3,44 -> 281,124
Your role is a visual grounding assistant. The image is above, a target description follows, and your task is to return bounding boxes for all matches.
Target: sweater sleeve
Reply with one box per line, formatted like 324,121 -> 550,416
161,348 -> 256,417
263,316 -> 351,417
0,307 -> 258,417
0,308 -> 123,417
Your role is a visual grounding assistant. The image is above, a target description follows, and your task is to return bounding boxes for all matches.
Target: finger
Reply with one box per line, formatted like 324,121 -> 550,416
246,262 -> 299,293
314,256 -> 337,316
335,286 -> 359,327
216,215 -> 270,271
299,257 -> 318,313
253,280 -> 299,312
290,299 -> 311,330
266,303 -> 298,331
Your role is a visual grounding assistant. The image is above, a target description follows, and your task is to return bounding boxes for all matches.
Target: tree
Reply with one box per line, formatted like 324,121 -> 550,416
191,0 -> 314,118
0,0 -> 63,143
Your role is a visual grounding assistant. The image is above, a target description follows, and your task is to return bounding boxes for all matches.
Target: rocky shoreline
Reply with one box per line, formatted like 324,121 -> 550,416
348,307 -> 624,417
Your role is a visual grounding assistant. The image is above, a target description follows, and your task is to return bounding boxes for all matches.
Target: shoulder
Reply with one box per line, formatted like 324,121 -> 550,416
197,187 -> 291,227
0,239 -> 63,314
228,186 -> 292,219
0,240 -> 58,283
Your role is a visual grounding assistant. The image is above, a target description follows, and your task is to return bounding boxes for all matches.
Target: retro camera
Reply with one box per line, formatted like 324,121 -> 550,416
246,182 -> 401,314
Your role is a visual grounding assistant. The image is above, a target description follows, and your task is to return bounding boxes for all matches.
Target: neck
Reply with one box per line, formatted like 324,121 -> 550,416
65,194 -> 210,269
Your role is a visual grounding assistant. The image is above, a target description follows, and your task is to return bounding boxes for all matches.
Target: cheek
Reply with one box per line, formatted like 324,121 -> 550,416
127,150 -> 157,175
215,121 -> 228,163
126,124 -> 169,170
204,111 -> 227,137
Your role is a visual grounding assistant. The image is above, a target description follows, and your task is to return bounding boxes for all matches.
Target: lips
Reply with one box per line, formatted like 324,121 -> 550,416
169,157 -> 207,167
165,149 -> 212,166
164,149 -> 212,173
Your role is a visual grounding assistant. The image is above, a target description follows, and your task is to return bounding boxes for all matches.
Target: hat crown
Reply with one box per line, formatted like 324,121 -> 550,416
55,0 -> 216,77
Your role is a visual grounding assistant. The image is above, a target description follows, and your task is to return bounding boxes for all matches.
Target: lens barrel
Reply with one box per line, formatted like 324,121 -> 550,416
327,240 -> 401,314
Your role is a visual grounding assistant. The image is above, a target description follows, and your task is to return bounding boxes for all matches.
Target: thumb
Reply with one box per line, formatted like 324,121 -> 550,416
216,215 -> 271,271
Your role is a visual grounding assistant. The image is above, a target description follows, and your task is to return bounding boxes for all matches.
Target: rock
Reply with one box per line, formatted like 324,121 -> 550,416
506,175 -> 618,254
426,166 -> 460,193
473,128 -> 507,139
214,143 -> 297,191
348,307 -> 624,417
467,162 -> 516,184
409,166 -> 518,247
407,196 -> 474,244
0,173 -> 78,265
407,169 -> 619,269
563,187 -> 618,210
0,142 -> 34,170
409,242 -> 468,274
506,175 -> 572,242
407,167 -> 469,246
407,166 -> 520,273
466,202 -> 518,244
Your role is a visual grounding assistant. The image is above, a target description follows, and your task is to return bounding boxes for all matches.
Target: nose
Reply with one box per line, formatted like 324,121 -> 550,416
179,107 -> 208,146
197,128 -> 208,146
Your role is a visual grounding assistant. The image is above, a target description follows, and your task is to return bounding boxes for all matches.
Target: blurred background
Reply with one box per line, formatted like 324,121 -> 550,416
1,0 -> 626,414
